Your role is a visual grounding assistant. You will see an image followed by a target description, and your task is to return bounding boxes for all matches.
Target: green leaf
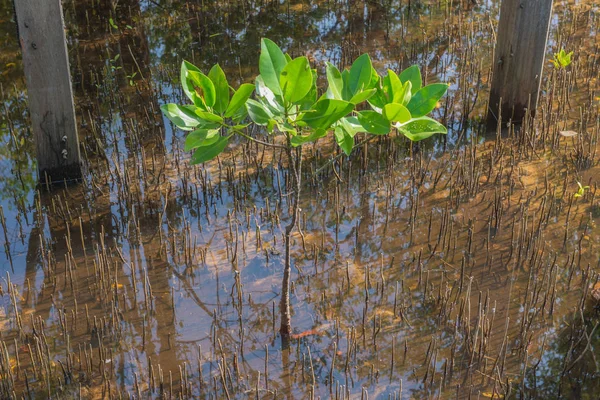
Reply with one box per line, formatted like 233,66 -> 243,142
396,81 -> 412,105
387,70 -> 412,105
383,103 -> 411,123
326,62 -> 344,100
230,104 -> 249,123
349,54 -> 373,95
185,129 -> 210,151
334,126 -> 354,156
398,116 -> 446,141
194,111 -> 223,124
383,71 -> 411,105
190,135 -> 230,164
369,67 -> 380,90
208,64 -> 229,114
387,70 -> 403,101
297,69 -> 318,111
349,88 -> 376,105
161,104 -> 203,131
255,75 -> 284,116
259,38 -> 287,96
399,65 -> 422,95
225,83 -> 255,118
300,99 -> 354,130
290,129 -> 327,146
246,98 -> 272,125
367,88 -> 387,110
339,116 -> 366,136
406,83 -> 448,118
280,56 -> 313,104
187,70 -> 216,108
341,70 -> 353,101
180,62 -> 203,106
357,110 -> 391,135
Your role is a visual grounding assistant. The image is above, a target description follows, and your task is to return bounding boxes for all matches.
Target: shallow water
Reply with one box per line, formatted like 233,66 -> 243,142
1,0 -> 600,398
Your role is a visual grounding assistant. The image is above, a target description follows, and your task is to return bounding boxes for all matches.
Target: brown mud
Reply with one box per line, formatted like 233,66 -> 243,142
0,0 -> 599,398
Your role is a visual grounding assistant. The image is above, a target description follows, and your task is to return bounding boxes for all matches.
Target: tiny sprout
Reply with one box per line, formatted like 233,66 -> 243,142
109,18 -> 118,31
573,181 -> 590,198
551,48 -> 573,69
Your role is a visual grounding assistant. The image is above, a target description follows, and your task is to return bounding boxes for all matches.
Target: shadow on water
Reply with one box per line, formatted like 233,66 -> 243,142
1,0 -> 600,398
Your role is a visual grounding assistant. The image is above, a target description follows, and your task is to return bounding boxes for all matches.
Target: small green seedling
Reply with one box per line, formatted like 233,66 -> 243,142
160,38 -> 449,345
551,48 -> 573,69
109,18 -> 118,31
574,181 -> 589,198
126,71 -> 137,86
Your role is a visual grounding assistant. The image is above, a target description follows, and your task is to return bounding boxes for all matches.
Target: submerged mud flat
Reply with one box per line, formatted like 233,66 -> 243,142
1,0 -> 600,398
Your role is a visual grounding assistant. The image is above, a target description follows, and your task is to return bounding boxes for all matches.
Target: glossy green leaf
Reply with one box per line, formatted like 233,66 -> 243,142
186,71 -> 216,108
349,88 -> 376,105
369,67 -> 380,91
387,70 -> 402,100
300,99 -> 354,130
180,60 -> 202,103
259,38 -> 287,96
382,103 -> 411,123
190,135 -> 230,164
387,70 -> 411,105
225,83 -> 255,118
357,110 -> 390,135
161,103 -> 203,131
341,70 -> 353,101
367,88 -> 387,110
290,128 -> 327,146
398,116 -> 447,141
185,129 -> 210,151
326,62 -> 344,100
339,116 -> 366,136
334,126 -> 354,156
349,54 -> 373,95
276,121 -> 297,135
255,75 -> 284,116
246,99 -> 272,125
396,81 -> 412,106
280,56 -> 313,104
194,111 -> 223,124
399,65 -> 422,95
297,69 -> 318,111
406,83 -> 448,117
195,129 -> 221,147
208,64 -> 229,114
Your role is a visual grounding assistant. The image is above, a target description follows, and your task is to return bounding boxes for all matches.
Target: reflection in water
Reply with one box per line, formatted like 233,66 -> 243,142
0,0 -> 600,398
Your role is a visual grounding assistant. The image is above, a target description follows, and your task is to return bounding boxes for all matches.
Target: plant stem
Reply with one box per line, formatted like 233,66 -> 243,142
280,135 -> 302,347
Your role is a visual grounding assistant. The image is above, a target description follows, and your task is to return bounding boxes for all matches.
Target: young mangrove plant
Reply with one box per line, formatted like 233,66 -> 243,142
574,181 -> 589,199
160,38 -> 448,345
551,48 -> 573,69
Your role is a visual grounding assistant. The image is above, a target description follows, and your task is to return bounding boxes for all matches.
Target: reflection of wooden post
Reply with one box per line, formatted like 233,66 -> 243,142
488,0 -> 553,125
15,0 -> 81,183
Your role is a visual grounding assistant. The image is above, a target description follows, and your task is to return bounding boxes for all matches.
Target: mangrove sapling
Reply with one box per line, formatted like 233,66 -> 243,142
160,38 -> 448,346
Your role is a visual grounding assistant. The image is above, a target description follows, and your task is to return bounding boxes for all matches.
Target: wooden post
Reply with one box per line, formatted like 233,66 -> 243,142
14,0 -> 81,183
488,0 -> 553,125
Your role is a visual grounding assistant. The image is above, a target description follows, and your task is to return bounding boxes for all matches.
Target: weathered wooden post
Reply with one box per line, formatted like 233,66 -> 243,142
488,0 -> 553,125
14,0 -> 81,183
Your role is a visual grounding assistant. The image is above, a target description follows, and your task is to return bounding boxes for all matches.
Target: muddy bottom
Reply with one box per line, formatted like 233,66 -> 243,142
1,0 -> 600,398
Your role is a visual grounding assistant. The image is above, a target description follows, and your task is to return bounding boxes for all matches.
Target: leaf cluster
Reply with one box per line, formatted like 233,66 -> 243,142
551,48 -> 573,69
161,38 -> 449,164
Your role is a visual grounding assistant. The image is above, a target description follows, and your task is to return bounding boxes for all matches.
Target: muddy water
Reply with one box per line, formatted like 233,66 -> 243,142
1,0 -> 600,398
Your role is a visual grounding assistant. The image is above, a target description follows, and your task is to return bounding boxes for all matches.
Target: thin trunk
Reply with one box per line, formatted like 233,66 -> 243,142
280,141 -> 302,347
